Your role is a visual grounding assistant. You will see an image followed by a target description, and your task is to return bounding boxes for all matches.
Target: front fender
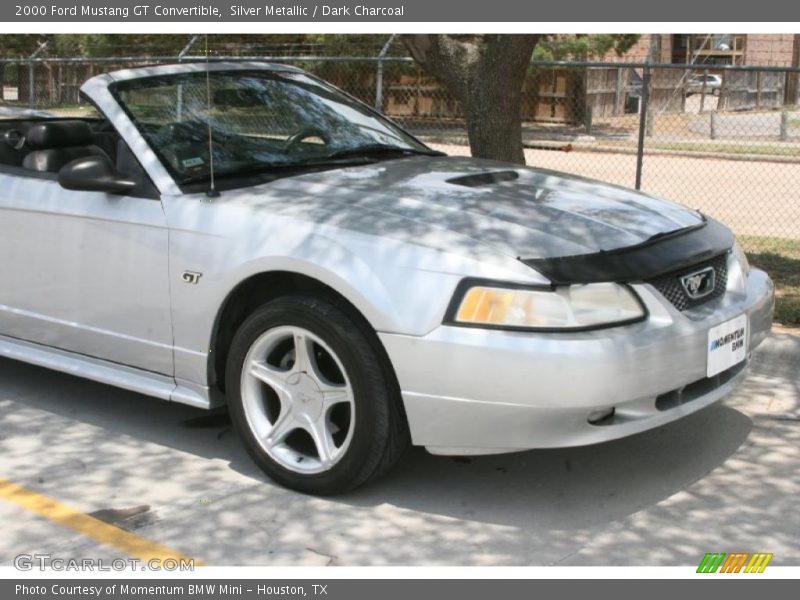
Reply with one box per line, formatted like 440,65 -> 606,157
162,194 -> 541,387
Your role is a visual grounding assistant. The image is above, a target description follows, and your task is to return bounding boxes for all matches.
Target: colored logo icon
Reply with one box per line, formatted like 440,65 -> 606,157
697,552 -> 773,573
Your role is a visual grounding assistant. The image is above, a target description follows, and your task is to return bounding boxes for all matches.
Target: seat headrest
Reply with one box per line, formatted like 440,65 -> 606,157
27,120 -> 94,150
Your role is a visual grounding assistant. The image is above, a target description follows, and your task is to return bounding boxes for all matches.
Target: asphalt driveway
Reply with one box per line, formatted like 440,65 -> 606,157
0,330 -> 798,567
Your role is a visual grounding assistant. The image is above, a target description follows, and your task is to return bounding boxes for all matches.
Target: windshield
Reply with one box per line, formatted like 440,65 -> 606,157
113,70 -> 435,184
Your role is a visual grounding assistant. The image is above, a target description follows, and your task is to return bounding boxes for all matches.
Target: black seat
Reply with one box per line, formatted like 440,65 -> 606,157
0,122 -> 32,167
22,120 -> 110,173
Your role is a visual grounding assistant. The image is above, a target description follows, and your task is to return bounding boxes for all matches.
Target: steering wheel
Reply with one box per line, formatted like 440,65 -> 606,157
4,129 -> 26,151
283,127 -> 330,153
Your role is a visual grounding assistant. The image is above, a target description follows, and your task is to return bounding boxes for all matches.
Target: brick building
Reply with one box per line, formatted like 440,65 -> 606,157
607,34 -> 800,67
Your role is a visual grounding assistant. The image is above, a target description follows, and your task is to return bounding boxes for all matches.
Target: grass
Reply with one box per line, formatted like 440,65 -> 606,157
603,139 -> 800,158
738,235 -> 800,326
46,106 -> 97,116
651,141 -> 800,157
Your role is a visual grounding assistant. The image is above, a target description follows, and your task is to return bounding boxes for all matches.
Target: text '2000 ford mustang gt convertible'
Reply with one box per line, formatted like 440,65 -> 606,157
0,62 -> 774,494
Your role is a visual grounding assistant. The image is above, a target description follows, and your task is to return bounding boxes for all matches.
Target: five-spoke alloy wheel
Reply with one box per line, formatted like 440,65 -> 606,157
241,326 -> 355,474
226,295 -> 408,495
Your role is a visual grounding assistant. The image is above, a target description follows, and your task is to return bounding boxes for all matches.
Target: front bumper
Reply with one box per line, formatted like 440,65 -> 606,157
379,264 -> 774,455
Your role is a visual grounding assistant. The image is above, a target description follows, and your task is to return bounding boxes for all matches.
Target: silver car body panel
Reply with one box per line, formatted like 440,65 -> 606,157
0,173 -> 173,375
0,333 -> 207,408
383,265 -> 773,454
0,62 -> 775,455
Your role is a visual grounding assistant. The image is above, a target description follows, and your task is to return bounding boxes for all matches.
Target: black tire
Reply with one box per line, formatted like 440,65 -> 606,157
225,294 -> 409,495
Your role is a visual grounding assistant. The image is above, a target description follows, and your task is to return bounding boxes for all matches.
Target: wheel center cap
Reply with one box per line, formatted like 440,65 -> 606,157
287,372 -> 324,420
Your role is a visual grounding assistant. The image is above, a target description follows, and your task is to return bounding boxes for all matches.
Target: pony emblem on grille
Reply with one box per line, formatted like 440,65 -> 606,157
680,267 -> 716,299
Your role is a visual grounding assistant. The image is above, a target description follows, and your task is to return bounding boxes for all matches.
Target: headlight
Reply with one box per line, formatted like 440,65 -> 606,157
448,281 -> 646,331
733,241 -> 750,276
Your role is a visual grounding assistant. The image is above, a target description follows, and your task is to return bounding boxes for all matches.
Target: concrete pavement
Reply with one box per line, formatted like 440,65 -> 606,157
0,331 -> 797,566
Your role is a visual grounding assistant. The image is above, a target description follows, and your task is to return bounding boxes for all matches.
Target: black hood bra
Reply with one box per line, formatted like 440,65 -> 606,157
522,217 -> 734,285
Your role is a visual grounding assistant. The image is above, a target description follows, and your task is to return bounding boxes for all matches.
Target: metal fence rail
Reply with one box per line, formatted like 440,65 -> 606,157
1,51 -> 798,256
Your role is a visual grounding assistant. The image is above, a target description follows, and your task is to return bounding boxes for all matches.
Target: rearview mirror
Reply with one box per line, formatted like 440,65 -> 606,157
58,155 -> 136,195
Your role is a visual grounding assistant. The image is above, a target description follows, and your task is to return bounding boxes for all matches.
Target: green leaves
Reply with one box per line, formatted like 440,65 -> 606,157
532,34 -> 641,62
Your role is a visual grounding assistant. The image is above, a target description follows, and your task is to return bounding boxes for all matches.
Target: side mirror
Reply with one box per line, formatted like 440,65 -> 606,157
58,155 -> 136,195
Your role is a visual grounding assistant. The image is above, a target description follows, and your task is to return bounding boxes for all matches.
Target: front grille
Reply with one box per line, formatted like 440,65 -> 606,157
646,253 -> 729,311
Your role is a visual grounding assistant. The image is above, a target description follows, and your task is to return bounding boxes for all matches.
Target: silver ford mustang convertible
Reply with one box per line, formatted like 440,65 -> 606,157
0,62 -> 774,494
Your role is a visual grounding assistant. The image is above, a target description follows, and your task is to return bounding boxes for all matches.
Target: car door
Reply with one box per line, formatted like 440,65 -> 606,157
0,160 -> 173,376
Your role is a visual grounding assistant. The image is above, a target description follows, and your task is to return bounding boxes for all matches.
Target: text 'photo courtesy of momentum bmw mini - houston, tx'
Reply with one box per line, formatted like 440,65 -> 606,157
0,61 -> 774,495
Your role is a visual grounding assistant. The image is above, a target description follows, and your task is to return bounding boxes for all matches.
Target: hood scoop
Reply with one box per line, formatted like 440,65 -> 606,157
447,170 -> 519,188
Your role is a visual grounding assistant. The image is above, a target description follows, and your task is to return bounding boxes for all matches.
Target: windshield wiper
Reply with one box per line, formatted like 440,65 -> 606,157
177,146 -> 444,185
178,156 -> 379,185
323,144 -> 444,161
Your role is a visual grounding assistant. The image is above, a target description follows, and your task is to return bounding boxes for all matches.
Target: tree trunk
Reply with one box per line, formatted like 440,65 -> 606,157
402,34 -> 539,165
462,77 -> 527,163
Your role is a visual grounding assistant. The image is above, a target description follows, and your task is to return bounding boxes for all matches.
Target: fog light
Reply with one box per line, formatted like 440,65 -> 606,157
588,407 -> 615,425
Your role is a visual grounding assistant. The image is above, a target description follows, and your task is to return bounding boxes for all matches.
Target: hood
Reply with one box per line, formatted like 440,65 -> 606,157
235,155 -> 705,262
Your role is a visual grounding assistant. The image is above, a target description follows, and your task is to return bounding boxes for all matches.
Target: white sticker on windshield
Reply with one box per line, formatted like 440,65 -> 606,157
182,157 -> 204,168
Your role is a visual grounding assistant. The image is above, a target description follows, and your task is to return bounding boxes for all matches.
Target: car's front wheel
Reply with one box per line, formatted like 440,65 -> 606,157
225,295 -> 408,495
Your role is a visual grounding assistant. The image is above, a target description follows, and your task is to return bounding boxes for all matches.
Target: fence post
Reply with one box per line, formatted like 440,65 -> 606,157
613,67 -> 625,116
780,109 -> 789,141
756,71 -> 763,108
699,68 -> 708,113
176,35 -> 198,121
635,62 -> 650,190
710,111 -> 718,140
178,35 -> 199,61
700,68 -> 708,110
27,42 -> 48,109
646,108 -> 655,137
375,34 -> 396,112
27,62 -> 33,109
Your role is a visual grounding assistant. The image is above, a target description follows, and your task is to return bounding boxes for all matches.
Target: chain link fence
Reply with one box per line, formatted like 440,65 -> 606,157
1,49 -> 798,266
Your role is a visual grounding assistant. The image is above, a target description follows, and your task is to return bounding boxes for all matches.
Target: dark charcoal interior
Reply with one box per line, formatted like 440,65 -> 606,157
0,118 -> 156,197
23,120 -> 111,173
0,118 -> 116,170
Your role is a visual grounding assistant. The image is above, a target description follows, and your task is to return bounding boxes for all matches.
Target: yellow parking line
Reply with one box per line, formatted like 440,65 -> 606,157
0,477 -> 203,565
